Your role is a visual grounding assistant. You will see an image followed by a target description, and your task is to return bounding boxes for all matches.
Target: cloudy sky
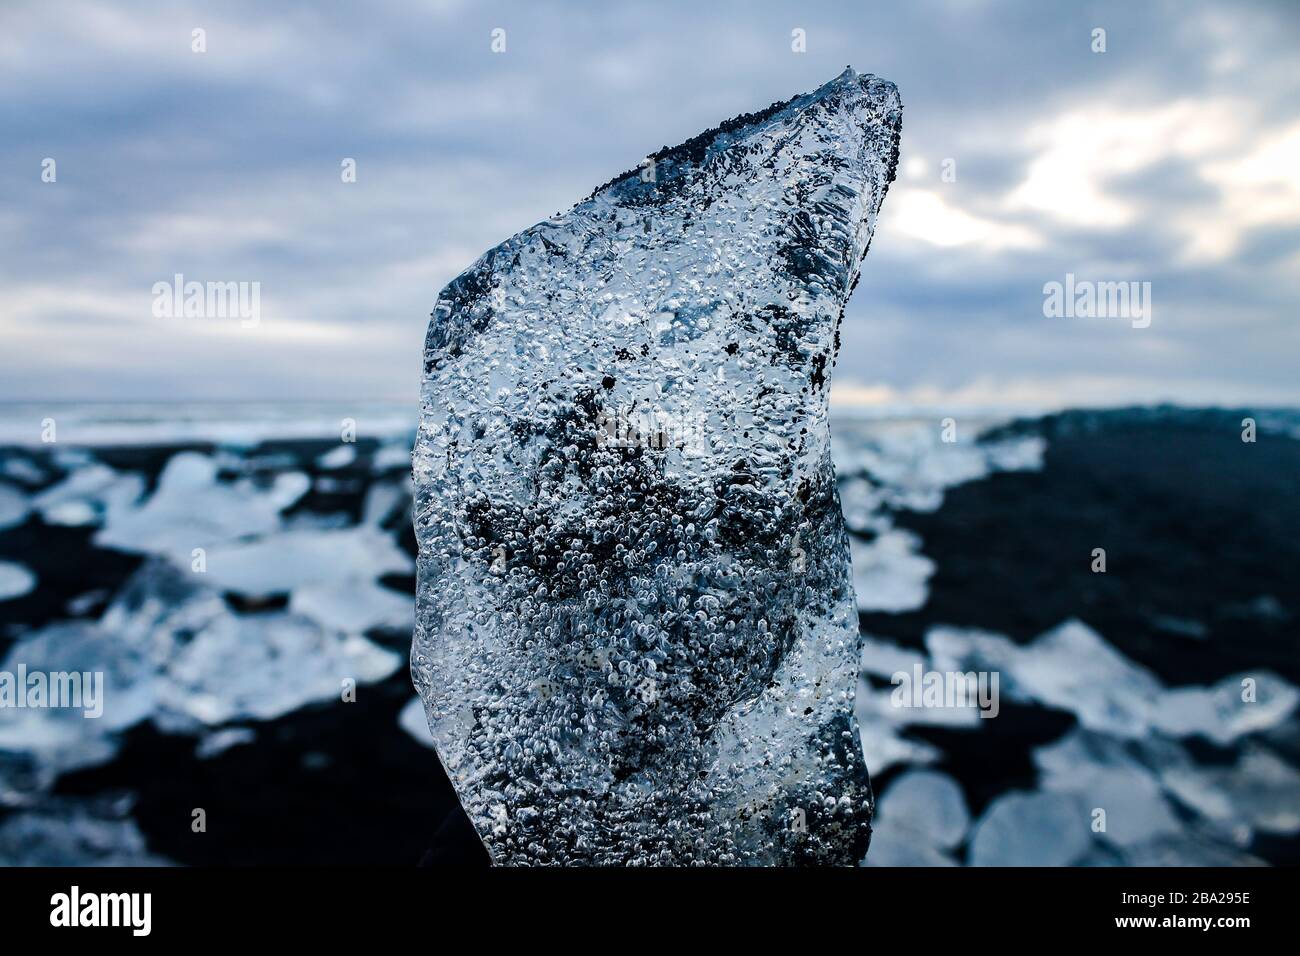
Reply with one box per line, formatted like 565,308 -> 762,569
2,0 -> 1297,410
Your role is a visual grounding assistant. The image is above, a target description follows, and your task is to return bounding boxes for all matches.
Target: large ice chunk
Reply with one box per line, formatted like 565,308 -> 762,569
413,69 -> 902,865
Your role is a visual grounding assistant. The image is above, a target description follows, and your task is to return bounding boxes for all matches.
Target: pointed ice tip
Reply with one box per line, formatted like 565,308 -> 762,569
814,66 -> 899,107
417,60 -> 902,865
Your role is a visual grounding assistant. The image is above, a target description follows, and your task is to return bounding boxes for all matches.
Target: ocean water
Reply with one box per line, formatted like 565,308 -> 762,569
0,403 -> 1296,865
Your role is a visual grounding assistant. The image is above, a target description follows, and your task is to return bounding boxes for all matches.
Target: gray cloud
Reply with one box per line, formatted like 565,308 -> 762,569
1,0 -> 1297,407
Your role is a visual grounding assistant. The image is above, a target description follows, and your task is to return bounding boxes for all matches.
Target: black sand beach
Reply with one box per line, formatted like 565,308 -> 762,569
1,407 -> 1296,865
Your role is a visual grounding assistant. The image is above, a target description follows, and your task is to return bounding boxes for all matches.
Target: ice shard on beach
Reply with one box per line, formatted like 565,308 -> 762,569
413,68 -> 902,865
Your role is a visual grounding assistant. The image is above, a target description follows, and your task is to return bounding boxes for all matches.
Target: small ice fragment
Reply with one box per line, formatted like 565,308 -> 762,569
0,482 -> 29,530
398,697 -> 437,749
1033,729 -> 1182,848
32,463 -> 144,527
850,529 -> 934,613
874,769 -> 970,850
195,727 -> 256,760
317,445 -> 356,469
927,620 -> 1164,738
0,800 -> 173,866
968,791 -> 1091,866
201,526 -> 412,598
289,580 -> 413,634
1151,671 -> 1299,745
96,451 -> 308,563
157,613 -> 402,726
0,560 -> 36,602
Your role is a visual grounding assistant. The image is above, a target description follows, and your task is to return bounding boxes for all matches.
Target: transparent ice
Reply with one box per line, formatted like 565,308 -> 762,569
413,69 -> 902,865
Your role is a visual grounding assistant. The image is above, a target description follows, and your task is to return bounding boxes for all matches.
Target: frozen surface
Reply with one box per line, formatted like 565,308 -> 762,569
413,68 -> 902,865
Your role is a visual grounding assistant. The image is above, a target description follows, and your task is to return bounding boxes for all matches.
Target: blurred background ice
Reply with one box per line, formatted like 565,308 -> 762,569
1,402 -> 1295,865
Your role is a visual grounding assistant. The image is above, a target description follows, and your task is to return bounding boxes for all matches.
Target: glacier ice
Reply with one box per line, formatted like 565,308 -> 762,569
0,482 -> 30,530
968,790 -> 1092,867
857,621 -> 1300,864
0,797 -> 173,866
865,769 -> 970,866
926,621 -> 1299,742
156,609 -> 401,726
1,456 -> 48,486
1156,741 -> 1300,839
849,529 -> 934,613
1123,836 -> 1265,867
0,560 -> 36,602
831,419 -> 1044,615
1033,729 -> 1183,848
198,526 -> 412,599
32,463 -> 144,527
0,619 -> 151,801
927,621 -> 1164,738
829,419 -> 1045,515
398,696 -> 438,750
195,727 -> 257,760
413,68 -> 902,865
316,444 -> 357,469
0,558 -> 403,805
95,451 -> 308,563
1149,671 -> 1299,745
